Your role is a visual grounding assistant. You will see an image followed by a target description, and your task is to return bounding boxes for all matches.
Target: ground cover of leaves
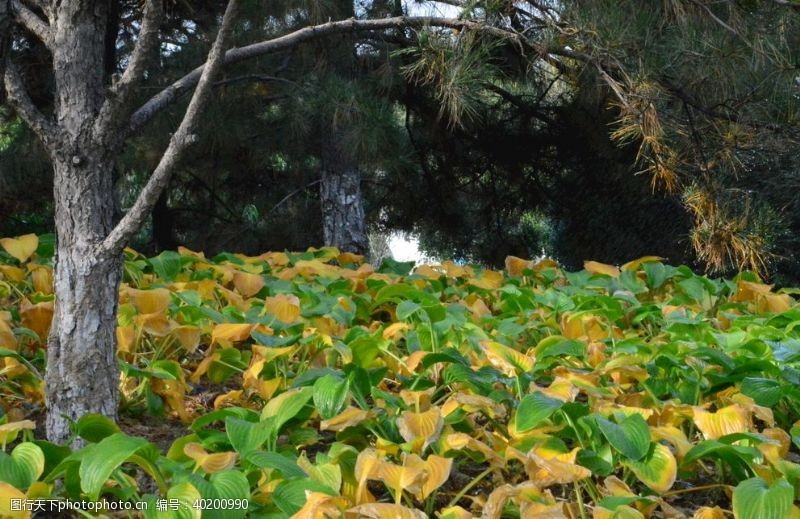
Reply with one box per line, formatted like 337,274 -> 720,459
1,233 -> 800,518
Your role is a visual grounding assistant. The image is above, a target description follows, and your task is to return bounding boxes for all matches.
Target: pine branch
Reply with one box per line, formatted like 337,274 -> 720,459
128,16 -> 541,135
10,0 -> 50,47
101,0 -> 240,255
3,61 -> 57,146
94,0 -> 163,142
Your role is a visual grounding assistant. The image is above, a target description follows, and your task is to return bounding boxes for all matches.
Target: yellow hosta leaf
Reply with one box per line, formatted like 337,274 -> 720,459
0,313 -> 17,350
211,323 -> 254,344
441,392 -> 506,419
623,443 -> 677,494
584,260 -> 620,277
443,432 -> 504,468
116,325 -> 136,354
693,506 -> 725,519
151,378 -> 191,422
0,265 -> 25,282
355,448 -> 384,505
376,460 -> 427,503
398,387 -> 436,410
0,420 -> 36,445
594,505 -> 644,519
337,252 -> 364,265
469,269 -> 504,289
438,506 -> 472,519
621,256 -> 663,272
539,377 -> 578,403
29,267 -> 52,294
291,491 -> 348,519
20,300 -> 53,342
0,234 -> 38,263
172,325 -> 202,352
347,503 -> 426,519
183,443 -> 238,473
232,271 -> 264,298
693,405 -> 750,440
480,340 -> 534,377
320,406 -> 370,432
383,322 -> 410,341
214,390 -> 244,409
264,293 -> 301,323
651,426 -> 693,459
516,446 -> 592,488
0,481 -> 29,519
756,293 -> 793,314
136,313 -> 174,337
505,256 -> 533,277
761,427 -> 791,458
397,407 -> 443,452
127,287 -> 171,314
403,454 -> 453,500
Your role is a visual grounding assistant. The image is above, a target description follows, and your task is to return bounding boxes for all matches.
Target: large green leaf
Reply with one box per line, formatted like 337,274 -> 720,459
79,433 -> 149,500
261,386 -> 314,438
225,417 -> 270,456
0,442 -> 44,489
515,392 -> 563,432
312,373 -> 349,420
596,414 -> 651,461
75,414 -> 120,443
732,477 -> 793,519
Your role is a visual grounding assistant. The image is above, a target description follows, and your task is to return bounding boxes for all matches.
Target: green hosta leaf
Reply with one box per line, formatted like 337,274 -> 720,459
167,482 -> 202,519
740,378 -> 784,407
189,470 -> 249,519
79,433 -> 149,500
225,417 -> 270,456
0,442 -> 44,489
244,451 -> 306,478
261,386 -> 314,437
623,444 -> 677,494
149,250 -> 183,281
515,392 -> 562,433
313,374 -> 349,420
596,414 -> 651,461
732,477 -> 793,519
74,414 -> 120,443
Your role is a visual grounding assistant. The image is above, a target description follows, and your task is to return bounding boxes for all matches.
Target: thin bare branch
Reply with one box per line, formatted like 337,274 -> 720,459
11,0 -> 50,47
3,61 -> 57,145
101,0 -> 240,255
94,0 -> 163,142
128,16 -> 540,134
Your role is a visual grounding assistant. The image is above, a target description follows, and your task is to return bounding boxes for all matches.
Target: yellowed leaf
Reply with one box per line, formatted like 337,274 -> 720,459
693,405 -> 750,440
584,260 -> 620,277
232,271 -> 264,298
265,293 -> 301,323
480,340 -> 534,377
0,420 -> 35,445
621,256 -> 663,271
505,256 -> 533,277
172,325 -> 202,353
127,287 -> 171,314
291,491 -> 348,519
211,323 -> 255,344
0,234 -> 38,263
397,407 -> 443,452
116,325 -> 136,354
19,300 -> 52,343
347,503 -> 426,519
469,269 -> 504,289
29,267 -> 52,294
184,443 -> 238,473
0,265 -> 26,282
0,481 -> 30,519
693,507 -> 725,519
443,432 -> 504,468
403,453 -> 452,500
320,407 -> 370,432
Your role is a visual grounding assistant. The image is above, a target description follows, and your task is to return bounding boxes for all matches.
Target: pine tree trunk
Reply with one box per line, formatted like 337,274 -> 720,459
45,2 -> 121,444
45,156 -> 121,444
320,130 -> 369,256
316,0 -> 369,257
